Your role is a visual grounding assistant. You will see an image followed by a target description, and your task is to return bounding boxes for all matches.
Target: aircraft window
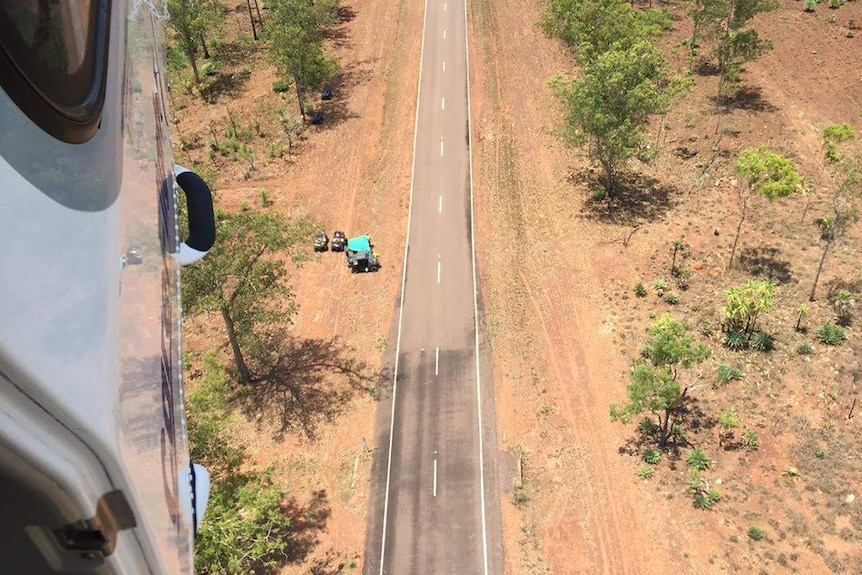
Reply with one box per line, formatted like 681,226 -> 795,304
0,0 -> 110,142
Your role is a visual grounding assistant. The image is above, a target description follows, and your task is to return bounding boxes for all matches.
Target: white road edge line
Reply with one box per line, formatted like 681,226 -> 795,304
435,346 -> 439,375
433,455 -> 438,497
377,0 -> 429,570
439,194 -> 443,214
464,0 -> 491,571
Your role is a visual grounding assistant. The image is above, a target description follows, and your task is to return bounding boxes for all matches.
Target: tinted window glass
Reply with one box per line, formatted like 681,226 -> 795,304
0,0 -> 109,140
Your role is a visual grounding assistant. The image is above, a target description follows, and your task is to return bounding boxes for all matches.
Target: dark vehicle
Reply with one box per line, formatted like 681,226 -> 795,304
345,235 -> 381,273
313,229 -> 329,252
311,110 -> 324,124
321,87 -> 333,100
331,230 -> 347,252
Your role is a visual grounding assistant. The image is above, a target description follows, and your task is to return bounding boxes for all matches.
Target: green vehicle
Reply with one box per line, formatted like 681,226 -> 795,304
345,235 -> 381,273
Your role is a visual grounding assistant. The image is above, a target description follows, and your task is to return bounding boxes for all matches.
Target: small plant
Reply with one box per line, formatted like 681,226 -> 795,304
828,0 -> 844,8
795,303 -> 809,332
663,292 -> 680,305
795,342 -> 814,355
804,0 -> 816,10
817,323 -> 847,346
740,430 -> 760,450
592,186 -> 607,201
200,60 -> 219,77
634,282 -> 647,297
686,448 -> 712,471
722,330 -> 748,351
693,488 -> 721,510
258,188 -> 273,208
670,238 -> 690,272
748,525 -> 764,540
716,363 -> 743,384
266,143 -> 284,159
638,418 -> 660,436
670,424 -> 683,439
672,266 -> 690,290
750,331 -> 775,352
643,448 -> 661,465
834,289 -> 854,326
272,78 -> 290,93
846,28 -> 856,38
637,465 -> 655,480
651,278 -> 668,295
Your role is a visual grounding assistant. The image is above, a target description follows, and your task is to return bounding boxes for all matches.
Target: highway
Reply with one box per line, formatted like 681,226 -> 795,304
364,0 -> 503,573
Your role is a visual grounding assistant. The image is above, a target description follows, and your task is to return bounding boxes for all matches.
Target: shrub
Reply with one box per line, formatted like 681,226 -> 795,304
748,525 -> 764,540
686,448 -> 711,471
817,323 -> 846,346
795,342 -> 813,355
643,448 -> 661,465
693,489 -> 720,510
638,418 -> 660,436
266,143 -> 284,159
750,331 -> 775,352
200,60 -> 220,77
804,0 -> 816,10
740,430 -> 759,450
663,292 -> 680,305
828,0 -> 844,7
272,78 -> 290,93
634,282 -> 647,297
722,330 -> 748,351
716,363 -> 743,384
637,465 -> 654,480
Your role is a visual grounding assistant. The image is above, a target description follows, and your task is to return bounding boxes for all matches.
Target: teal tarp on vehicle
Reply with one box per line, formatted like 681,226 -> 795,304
347,235 -> 371,252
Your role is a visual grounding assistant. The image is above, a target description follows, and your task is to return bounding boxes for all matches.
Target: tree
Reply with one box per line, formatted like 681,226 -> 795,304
801,123 -> 855,222
167,0 -> 224,86
721,279 -> 775,337
809,158 -> 861,301
611,314 -> 710,445
687,0 -> 778,100
553,41 -> 689,198
186,356 -> 293,573
727,146 -> 802,270
266,0 -> 340,120
182,207 -> 315,384
541,0 -> 668,63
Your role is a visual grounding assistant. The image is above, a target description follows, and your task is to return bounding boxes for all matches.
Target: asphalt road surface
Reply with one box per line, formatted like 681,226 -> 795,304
364,0 -> 503,574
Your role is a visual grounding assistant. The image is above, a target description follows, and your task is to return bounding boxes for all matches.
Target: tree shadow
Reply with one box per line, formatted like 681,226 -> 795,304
713,86 -> 778,113
322,5 -> 357,49
309,60 -> 371,128
824,277 -> 862,327
234,334 -> 379,440
738,246 -> 794,284
575,169 -> 679,226
693,59 -> 720,76
281,490 -> 331,564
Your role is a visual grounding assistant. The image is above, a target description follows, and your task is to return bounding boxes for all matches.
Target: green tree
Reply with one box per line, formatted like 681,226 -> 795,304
727,146 -> 802,270
553,41 -> 689,198
186,357 -> 293,574
612,314 -> 709,445
541,0 -> 668,63
809,158 -> 861,301
167,0 -> 224,86
266,0 -> 340,120
688,0 -> 778,100
722,279 -> 775,337
182,208 -> 315,384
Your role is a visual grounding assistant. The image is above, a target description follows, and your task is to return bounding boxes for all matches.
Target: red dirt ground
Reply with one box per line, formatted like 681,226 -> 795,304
174,0 -> 862,573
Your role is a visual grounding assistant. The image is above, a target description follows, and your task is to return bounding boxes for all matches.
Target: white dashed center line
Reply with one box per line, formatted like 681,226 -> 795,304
441,97 -> 445,110
437,260 -> 441,284
440,139 -> 444,157
443,60 -> 446,72
443,29 -> 446,40
438,195 -> 443,214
